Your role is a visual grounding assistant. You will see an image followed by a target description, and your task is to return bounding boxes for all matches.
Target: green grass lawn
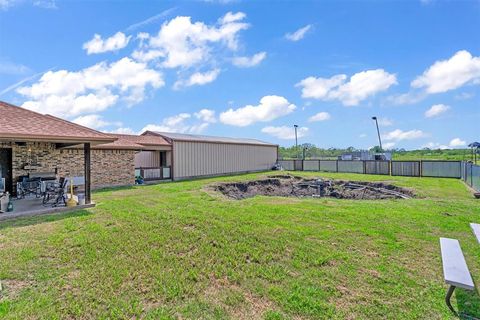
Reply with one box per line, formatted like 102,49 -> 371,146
0,172 -> 479,319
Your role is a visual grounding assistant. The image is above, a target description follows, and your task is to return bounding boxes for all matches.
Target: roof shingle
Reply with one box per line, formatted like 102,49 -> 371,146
0,101 -> 115,144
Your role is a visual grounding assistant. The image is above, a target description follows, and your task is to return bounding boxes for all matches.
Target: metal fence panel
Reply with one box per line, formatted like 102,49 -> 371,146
472,164 -> 480,192
365,161 -> 390,175
319,160 -> 337,172
391,161 -> 421,177
303,160 -> 320,171
421,161 -> 461,178
279,160 -> 294,171
294,160 -> 303,171
337,160 -> 364,174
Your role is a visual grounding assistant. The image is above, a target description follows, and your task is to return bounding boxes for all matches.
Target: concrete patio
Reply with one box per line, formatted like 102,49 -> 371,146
0,196 -> 95,221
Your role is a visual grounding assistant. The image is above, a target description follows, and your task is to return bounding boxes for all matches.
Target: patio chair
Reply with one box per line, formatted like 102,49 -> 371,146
42,177 -> 68,207
16,177 -> 41,199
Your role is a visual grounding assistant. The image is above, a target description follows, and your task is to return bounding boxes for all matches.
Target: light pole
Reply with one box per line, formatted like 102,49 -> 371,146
294,124 -> 299,159
371,116 -> 383,152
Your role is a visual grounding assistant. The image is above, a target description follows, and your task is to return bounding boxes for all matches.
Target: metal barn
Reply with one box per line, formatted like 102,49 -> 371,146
141,131 -> 278,180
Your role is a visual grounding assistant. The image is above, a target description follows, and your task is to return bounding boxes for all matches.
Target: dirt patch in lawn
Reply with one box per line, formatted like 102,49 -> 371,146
213,175 -> 414,200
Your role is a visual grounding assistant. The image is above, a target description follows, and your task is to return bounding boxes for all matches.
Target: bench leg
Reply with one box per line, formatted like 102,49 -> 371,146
445,285 -> 457,315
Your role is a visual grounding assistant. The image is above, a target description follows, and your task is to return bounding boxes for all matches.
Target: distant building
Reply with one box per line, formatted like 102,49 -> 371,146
339,151 -> 392,161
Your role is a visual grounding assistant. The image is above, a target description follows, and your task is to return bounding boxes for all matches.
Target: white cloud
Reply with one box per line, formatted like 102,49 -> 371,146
17,57 -> 164,117
422,142 -> 449,150
377,117 -> 393,127
107,127 -> 137,135
285,24 -> 312,42
386,91 -> 427,106
174,69 -> 220,89
33,0 -> 56,9
359,133 -> 367,138
142,110 -> 212,134
423,138 -> 466,149
219,95 -> 296,127
411,50 -> 480,94
383,129 -> 426,141
261,126 -> 309,140
425,104 -> 450,118
383,142 -> 396,149
297,69 -> 397,106
1,0 -> 56,10
308,111 -> 331,122
72,114 -> 114,129
449,138 -> 466,147
132,12 -> 249,68
194,109 -> 216,123
220,11 -> 246,24
83,32 -> 131,55
232,52 -> 266,68
0,60 -> 29,75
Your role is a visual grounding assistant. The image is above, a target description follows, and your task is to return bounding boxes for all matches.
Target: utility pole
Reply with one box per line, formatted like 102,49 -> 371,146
371,116 -> 383,152
294,124 -> 299,159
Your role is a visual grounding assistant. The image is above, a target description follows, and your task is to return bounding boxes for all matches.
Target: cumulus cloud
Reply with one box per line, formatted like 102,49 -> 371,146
107,127 -> 137,135
297,69 -> 397,106
423,138 -> 466,149
17,57 -> 164,117
377,117 -> 393,127
72,114 -> 120,129
132,12 -> 249,68
232,52 -> 266,68
261,126 -> 309,140
194,109 -> 216,123
219,95 -> 296,127
449,137 -> 466,147
383,142 -> 396,149
383,129 -> 426,142
142,110 -> 213,134
425,104 -> 450,118
83,32 -> 131,54
422,142 -> 449,150
174,69 -> 220,89
411,50 -> 480,93
285,24 -> 312,41
308,111 -> 331,122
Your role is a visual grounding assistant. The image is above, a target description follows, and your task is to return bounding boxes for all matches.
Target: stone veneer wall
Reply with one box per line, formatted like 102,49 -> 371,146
0,142 -> 135,189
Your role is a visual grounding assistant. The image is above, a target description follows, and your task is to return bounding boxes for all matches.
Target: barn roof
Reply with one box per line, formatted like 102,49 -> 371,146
142,131 -> 277,147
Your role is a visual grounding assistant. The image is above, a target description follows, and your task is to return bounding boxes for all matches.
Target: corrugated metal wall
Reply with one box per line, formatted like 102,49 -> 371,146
421,161 -> 462,178
365,161 -> 390,175
173,141 -> 277,180
278,160 -> 294,170
391,161 -> 421,177
303,160 -> 320,171
319,160 -> 337,172
337,160 -> 364,173
135,151 -> 160,167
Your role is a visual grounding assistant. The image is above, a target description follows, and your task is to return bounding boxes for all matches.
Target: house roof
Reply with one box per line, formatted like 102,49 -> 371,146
94,133 -> 171,150
0,101 -> 115,144
142,131 -> 277,147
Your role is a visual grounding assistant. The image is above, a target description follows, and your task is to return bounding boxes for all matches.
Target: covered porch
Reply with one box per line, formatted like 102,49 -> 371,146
0,101 -> 116,220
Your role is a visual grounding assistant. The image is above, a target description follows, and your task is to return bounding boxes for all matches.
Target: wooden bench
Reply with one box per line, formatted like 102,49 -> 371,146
440,237 -> 475,314
471,223 -> 480,244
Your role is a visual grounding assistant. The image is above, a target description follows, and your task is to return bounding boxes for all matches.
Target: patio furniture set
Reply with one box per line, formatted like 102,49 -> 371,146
15,172 -> 85,208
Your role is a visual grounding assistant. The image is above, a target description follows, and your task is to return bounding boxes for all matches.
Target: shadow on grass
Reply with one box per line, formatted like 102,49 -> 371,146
457,287 -> 480,319
0,209 -> 92,230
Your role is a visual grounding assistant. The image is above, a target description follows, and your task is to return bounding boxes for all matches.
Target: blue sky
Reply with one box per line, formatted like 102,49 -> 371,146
0,0 -> 479,149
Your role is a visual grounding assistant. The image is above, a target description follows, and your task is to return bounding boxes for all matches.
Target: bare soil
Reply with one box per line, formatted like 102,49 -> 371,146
214,175 -> 414,200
